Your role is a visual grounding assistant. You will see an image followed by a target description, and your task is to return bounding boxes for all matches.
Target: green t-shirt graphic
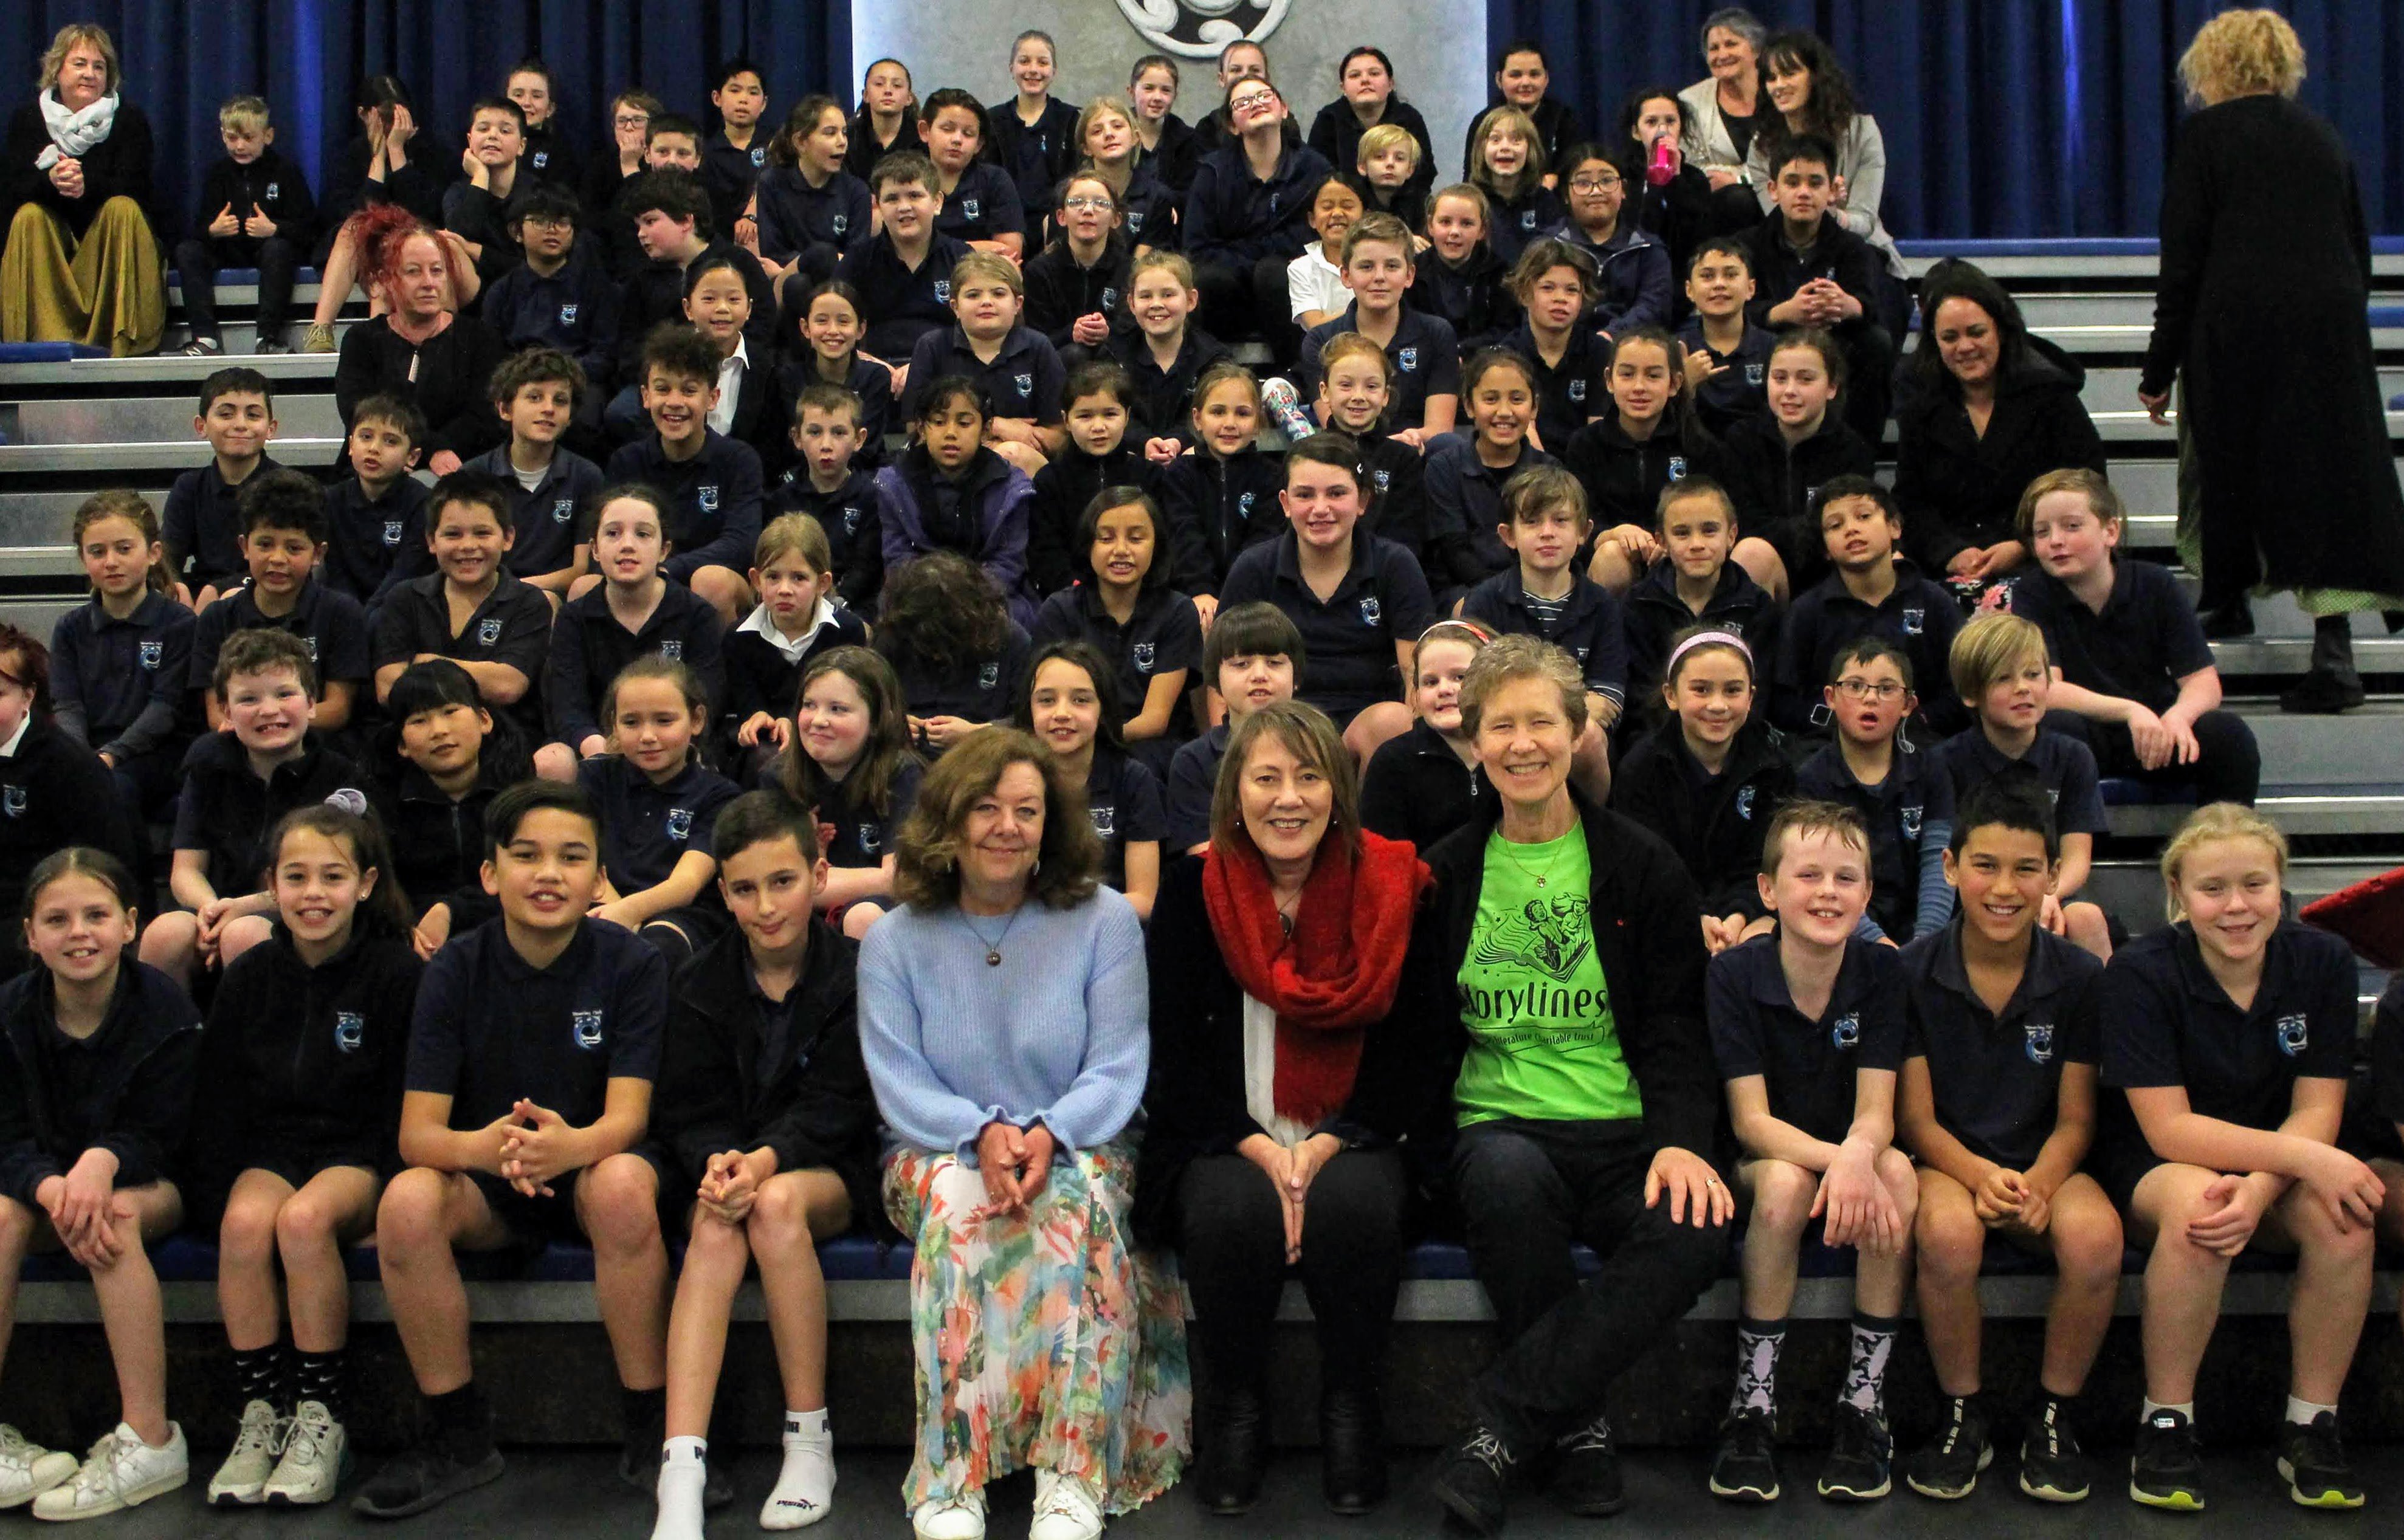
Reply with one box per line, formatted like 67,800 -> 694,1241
1455,825 -> 1643,1126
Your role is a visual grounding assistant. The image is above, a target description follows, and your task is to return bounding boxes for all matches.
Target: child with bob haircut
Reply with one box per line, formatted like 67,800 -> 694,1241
901,253 -> 1068,475
728,514 -> 869,764
1467,106 -> 1561,269
50,493 -> 193,822
1031,488 -> 1200,772
1015,641 -> 1166,920
371,659 -> 533,957
1165,602 -> 1303,853
773,647 -> 926,940
878,376 -> 1039,627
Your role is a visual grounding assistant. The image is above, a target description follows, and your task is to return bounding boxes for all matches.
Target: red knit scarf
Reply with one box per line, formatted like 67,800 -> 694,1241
1201,830 -> 1431,1124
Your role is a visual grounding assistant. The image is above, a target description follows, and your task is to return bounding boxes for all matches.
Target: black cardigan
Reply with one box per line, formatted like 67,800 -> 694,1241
333,314 -> 509,464
4,100 -> 155,238
1892,335 -> 2106,572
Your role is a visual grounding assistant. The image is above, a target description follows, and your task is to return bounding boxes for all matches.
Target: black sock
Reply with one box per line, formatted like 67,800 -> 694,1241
426,1381 -> 492,1452
622,1384 -> 667,1439
294,1348 -> 348,1420
232,1344 -> 288,1412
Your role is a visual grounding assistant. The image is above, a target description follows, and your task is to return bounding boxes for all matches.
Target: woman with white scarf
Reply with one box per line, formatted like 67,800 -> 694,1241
2,24 -> 163,355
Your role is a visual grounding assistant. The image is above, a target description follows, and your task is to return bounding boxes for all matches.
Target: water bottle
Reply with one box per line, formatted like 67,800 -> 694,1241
1260,376 -> 1318,442
1647,134 -> 1677,188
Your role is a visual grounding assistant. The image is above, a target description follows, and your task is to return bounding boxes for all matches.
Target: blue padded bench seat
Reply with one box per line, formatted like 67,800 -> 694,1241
165,268 -> 323,287
2099,777 -> 2200,808
1896,236 -> 2404,258
0,342 -> 106,362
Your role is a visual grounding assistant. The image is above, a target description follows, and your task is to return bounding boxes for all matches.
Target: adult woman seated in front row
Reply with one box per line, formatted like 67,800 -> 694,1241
859,727 -> 1188,1540
1138,700 -> 1430,1518
1,23 -> 163,355
330,207 -> 506,477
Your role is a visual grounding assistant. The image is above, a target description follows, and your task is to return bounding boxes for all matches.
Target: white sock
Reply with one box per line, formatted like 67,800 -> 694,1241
762,1411 -> 835,1530
2286,1396 -> 2338,1426
651,1437 -> 708,1540
2141,1398 -> 2196,1423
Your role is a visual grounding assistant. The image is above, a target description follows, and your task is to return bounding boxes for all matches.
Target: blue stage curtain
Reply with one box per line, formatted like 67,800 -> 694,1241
1479,0 -> 2404,237
0,0 -> 847,244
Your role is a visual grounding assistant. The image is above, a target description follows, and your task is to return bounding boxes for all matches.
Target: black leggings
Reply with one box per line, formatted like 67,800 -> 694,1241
1174,1146 -> 1408,1397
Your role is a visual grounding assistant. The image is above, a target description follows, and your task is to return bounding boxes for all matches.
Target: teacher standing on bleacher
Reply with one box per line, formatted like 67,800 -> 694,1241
2140,8 -> 2404,716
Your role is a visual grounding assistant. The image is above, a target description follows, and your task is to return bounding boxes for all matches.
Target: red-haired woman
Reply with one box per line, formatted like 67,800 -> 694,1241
329,208 -> 506,476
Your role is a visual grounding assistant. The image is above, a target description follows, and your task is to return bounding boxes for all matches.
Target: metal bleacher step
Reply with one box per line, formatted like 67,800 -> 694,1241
2080,364 -> 2404,419
2,394 -> 344,445
1899,238 -> 2404,285
0,351 -> 339,389
0,438 -> 341,474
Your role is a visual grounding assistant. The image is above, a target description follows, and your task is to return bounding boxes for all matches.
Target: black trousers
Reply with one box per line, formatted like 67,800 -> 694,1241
173,234 -> 303,342
1190,255 -> 1295,360
2046,705 -> 2262,807
1831,316 -> 1896,444
1452,1119 -> 1729,1452
1174,1146 -> 1408,1398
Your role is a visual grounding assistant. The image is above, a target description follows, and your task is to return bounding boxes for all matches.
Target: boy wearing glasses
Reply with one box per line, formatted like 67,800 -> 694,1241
1796,639 -> 1954,943
479,187 -> 623,413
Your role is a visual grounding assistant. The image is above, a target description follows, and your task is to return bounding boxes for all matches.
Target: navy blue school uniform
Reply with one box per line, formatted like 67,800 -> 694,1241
0,719 -> 140,939
1118,160 -> 1179,250
1796,740 -> 1956,942
1027,444 -> 1160,598
1306,98 -> 1438,205
878,625 -> 1032,743
1901,920 -> 2103,1172
1359,717 -> 1483,852
1030,582 -> 1203,755
1461,98 -> 1583,190
775,354 -> 897,473
1101,325 -> 1231,447
1217,530 -> 1436,726
793,757 -> 924,872
1159,444 -> 1287,597
1772,562 -> 1967,738
1022,236 -> 1133,352
1551,221 -> 1673,335
477,243 -> 623,394
1931,727 -> 2108,840
605,429 -> 765,586
988,98 -> 1081,222
1461,568 -> 1628,712
439,176 -> 539,290
0,961 -> 200,1209
1165,723 -> 1229,853
752,167 -> 872,268
900,323 -> 1067,427
404,916 -> 667,1223
1621,557 -> 1782,703
371,569 -> 556,741
188,580 -> 373,714
834,232 -> 974,361
1484,184 -> 1565,269
321,476 -> 432,605
49,593 -> 193,799
1414,247 -> 1518,354
1421,436 -> 1555,594
1181,143 -> 1332,273
577,753 -> 743,898
1717,413 -> 1878,583
1503,321 -> 1610,455
461,444 -> 607,585
1080,744 -> 1165,897
545,582 -> 728,749
1563,412 -> 1726,538
171,733 -> 367,901
842,110 -> 923,182
2095,921 -> 2356,1208
1610,713 -> 1796,920
934,163 -> 1027,249
1295,304 -> 1462,431
724,599 -> 870,729
520,122 -> 577,188
771,467 -> 884,611
1676,318 -> 1774,436
1357,430 -> 1429,568
366,744 -> 529,925
617,241 -> 778,387
1708,930 -> 1906,1144
163,456 -> 281,597
701,131 -> 772,238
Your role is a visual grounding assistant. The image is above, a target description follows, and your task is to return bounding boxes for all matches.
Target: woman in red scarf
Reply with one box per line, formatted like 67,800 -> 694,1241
1135,698 -> 1431,1518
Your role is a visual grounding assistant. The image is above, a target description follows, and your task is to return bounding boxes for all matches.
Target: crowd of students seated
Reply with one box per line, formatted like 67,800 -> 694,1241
0,5 -> 2395,1537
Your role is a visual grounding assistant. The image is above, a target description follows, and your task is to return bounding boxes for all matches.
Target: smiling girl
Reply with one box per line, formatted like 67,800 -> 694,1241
748,95 -> 871,291
1467,108 -> 1561,269
877,377 -> 1039,625
774,647 -> 924,939
1031,487 -> 1199,771
52,492 -> 192,822
577,656 -> 743,966
1015,641 -> 1163,920
1423,348 -> 1554,596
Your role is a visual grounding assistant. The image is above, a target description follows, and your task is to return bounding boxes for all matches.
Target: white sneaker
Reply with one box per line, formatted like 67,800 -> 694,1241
911,1488 -> 987,1540
32,1422 -> 188,1521
0,1425 -> 75,1508
1029,1469 -> 1104,1540
761,1414 -> 835,1529
206,1399 -> 285,1505
260,1400 -> 346,1505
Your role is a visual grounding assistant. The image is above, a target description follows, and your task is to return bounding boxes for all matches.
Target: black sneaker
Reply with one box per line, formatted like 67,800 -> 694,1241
350,1435 -> 505,1519
1905,1397 -> 1991,1500
1549,1414 -> 1624,1516
2277,1412 -> 2363,1510
1428,1423 -> 1515,1536
1708,1411 -> 1780,1503
2128,1407 -> 2205,1512
1817,1403 -> 1893,1501
2018,1400 -> 2091,1503
180,337 -> 223,357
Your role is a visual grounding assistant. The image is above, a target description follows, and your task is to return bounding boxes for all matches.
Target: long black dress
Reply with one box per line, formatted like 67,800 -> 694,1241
2141,93 -> 2404,611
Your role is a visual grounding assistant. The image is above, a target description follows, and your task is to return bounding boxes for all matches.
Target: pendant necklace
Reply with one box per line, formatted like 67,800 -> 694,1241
960,904 -> 1024,966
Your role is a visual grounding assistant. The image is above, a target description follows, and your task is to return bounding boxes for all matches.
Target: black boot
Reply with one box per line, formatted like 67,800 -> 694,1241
2197,596 -> 2254,639
2282,614 -> 2366,714
1193,1382 -> 1266,1515
1320,1387 -> 1388,1514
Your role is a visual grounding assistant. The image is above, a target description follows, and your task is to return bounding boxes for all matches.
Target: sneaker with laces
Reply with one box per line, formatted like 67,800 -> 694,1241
910,1489 -> 987,1540
300,323 -> 337,354
2017,1400 -> 2090,1502
1904,1397 -> 1990,1500
1429,1422 -> 1517,1535
1029,1470 -> 1103,1540
207,1399 -> 286,1505
181,337 -> 224,357
261,1400 -> 348,1505
1709,1410 -> 1780,1502
0,1425 -> 76,1508
31,1423 -> 188,1521
1817,1403 -> 1893,1501
2276,1412 -> 2363,1510
1551,1413 -> 1624,1515
2128,1407 -> 2205,1512
254,339 -> 294,356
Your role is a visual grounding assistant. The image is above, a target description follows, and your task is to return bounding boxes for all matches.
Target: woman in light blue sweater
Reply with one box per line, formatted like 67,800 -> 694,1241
859,727 -> 1188,1540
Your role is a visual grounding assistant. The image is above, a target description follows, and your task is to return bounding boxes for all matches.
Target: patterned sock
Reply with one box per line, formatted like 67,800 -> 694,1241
1729,1317 -> 1786,1418
293,1347 -> 348,1420
1840,1311 -> 1900,1416
232,1343 -> 288,1412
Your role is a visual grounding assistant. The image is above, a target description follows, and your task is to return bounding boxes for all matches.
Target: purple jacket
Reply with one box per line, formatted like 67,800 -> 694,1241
875,445 -> 1037,627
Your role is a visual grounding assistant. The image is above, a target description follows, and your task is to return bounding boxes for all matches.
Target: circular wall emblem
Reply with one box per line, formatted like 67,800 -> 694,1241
1115,0 -> 1290,59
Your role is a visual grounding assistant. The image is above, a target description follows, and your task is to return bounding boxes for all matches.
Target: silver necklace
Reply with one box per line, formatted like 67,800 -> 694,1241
959,904 -> 1024,966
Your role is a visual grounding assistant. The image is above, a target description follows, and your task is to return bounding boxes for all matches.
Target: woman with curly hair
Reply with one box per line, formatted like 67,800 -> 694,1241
329,207 -> 507,476
1740,32 -> 1904,286
873,550 -> 1032,759
300,75 -> 453,352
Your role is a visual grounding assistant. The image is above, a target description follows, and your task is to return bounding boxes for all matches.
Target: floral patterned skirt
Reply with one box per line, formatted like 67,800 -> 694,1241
882,1138 -> 1191,1513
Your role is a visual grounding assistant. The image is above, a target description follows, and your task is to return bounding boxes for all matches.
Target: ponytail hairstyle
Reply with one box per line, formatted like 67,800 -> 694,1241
1461,345 -> 1541,408
776,645 -> 921,820
383,657 -> 531,782
24,845 -> 137,918
770,94 -> 845,169
265,799 -> 415,938
601,654 -> 711,738
2160,800 -> 2289,924
71,490 -> 172,595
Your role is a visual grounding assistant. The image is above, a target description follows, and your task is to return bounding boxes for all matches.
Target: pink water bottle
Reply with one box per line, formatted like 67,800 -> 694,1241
1647,134 -> 1676,188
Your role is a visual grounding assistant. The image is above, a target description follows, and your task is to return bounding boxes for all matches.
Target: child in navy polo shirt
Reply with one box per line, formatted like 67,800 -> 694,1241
1016,642 -> 1165,920
1105,252 -> 1233,461
747,95 -> 872,292
353,780 -> 672,1520
1718,329 -> 1875,599
1772,477 -> 1964,738
52,492 -> 194,820
1706,801 -> 1915,1506
1614,479 -> 1781,744
1462,466 -> 1621,797
877,377 -> 1039,627
873,552 -> 1032,757
728,514 -> 867,774
1165,602 -> 1300,854
1678,239 -> 1773,436
771,382 -> 884,611
771,647 -> 925,939
1219,433 -> 1433,764
2011,469 -> 2261,803
901,252 -> 1067,476
0,626 -> 140,972
1160,364 -> 1286,612
476,191 -> 621,432
991,31 -> 1080,223
1467,108 -> 1563,269
1797,640 -> 1952,943
779,280 -> 895,474
832,154 -> 973,362
371,472 -> 556,746
1313,334 -> 1428,563
164,368 -> 281,608
1030,488 -> 1200,776
1027,363 -> 1160,598
1422,349 -> 1556,599
1360,617 -> 1488,851
701,58 -> 771,240
919,91 -> 1027,262
576,658 -> 743,968
1500,238 -> 1610,455
191,470 -> 372,735
1563,328 -> 1726,549
1296,213 -> 1461,439
463,349 -> 606,600
323,396 -> 430,607
606,326 -> 766,626
1935,614 -> 2110,961
2096,804 -> 2377,1514
540,488 -> 726,780
1893,777 -> 2116,1505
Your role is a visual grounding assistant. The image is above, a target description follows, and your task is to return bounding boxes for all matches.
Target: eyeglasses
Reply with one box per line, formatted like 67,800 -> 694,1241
1230,91 -> 1279,111
1569,175 -> 1622,193
1061,196 -> 1115,213
520,215 -> 573,230
1833,678 -> 1906,702
613,114 -> 651,129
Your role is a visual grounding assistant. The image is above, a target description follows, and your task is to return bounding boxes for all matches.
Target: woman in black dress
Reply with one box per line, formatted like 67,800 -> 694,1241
2140,9 -> 2404,713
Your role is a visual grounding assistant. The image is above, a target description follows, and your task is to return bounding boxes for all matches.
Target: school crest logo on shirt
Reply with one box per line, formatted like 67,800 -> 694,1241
2276,1013 -> 2309,1056
531,152 -> 549,173
572,1009 -> 606,1050
1237,492 -> 1256,518
962,198 -> 981,221
2023,1020 -> 2054,1064
559,303 -> 579,326
698,484 -> 721,515
1397,346 -> 1419,373
858,823 -> 881,853
1372,468 -> 1391,493
1668,456 -> 1689,481
1114,0 -> 1289,61
832,215 -> 850,236
1101,287 -> 1120,311
0,786 -> 24,819
1359,595 -> 1382,626
841,506 -> 863,534
1520,210 -> 1538,231
478,617 -> 504,645
552,497 -> 575,524
1133,642 -> 1157,672
1830,1011 -> 1861,1050
666,808 -> 694,841
1901,805 -> 1924,840
265,182 -> 280,201
138,641 -> 162,669
933,280 -> 952,304
1735,786 -> 1756,820
1090,803 -> 1117,837
1901,608 -> 1925,636
1567,379 -> 1586,403
1745,362 -> 1765,385
382,520 -> 404,546
659,640 -> 683,661
979,661 -> 1001,690
1013,372 -> 1034,397
334,1012 -> 365,1054
303,637 -> 319,661
750,146 -> 767,168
